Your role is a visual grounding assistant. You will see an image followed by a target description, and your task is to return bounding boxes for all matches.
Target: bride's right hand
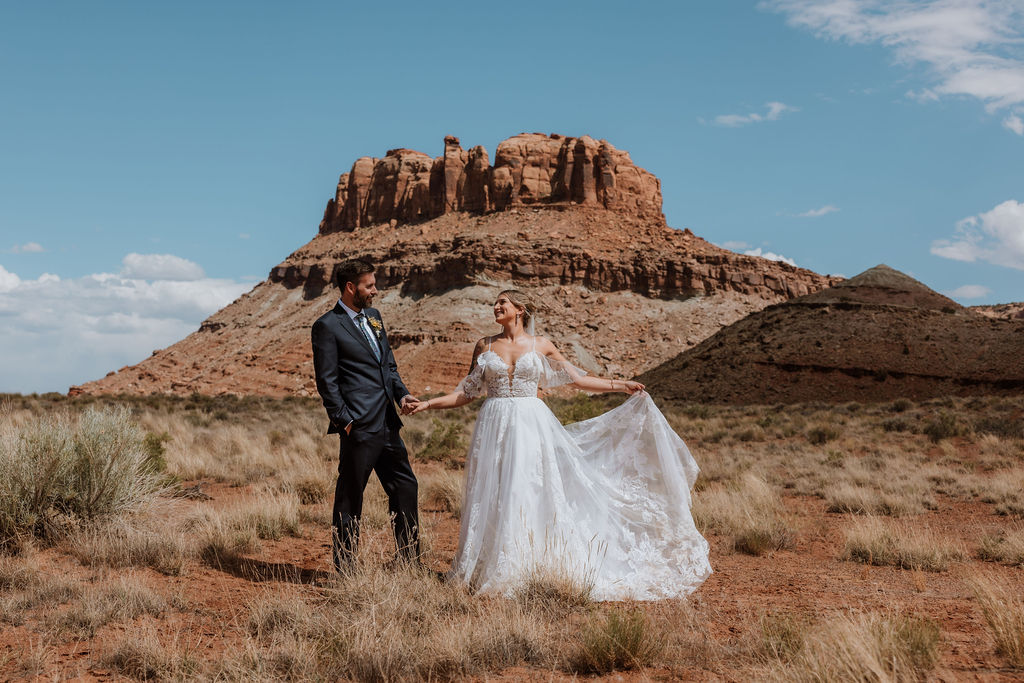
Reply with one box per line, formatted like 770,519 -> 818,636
410,399 -> 431,414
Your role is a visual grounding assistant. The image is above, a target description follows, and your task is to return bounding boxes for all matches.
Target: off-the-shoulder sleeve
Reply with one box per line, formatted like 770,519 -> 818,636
538,354 -> 586,389
455,361 -> 486,399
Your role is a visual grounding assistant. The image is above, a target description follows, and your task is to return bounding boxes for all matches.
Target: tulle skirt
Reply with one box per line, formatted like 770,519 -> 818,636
448,392 -> 712,601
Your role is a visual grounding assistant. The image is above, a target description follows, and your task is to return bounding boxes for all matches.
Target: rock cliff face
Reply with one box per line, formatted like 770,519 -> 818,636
318,133 -> 664,234
73,134 -> 839,398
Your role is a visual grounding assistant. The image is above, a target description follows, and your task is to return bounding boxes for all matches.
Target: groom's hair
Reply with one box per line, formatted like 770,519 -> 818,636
335,259 -> 375,289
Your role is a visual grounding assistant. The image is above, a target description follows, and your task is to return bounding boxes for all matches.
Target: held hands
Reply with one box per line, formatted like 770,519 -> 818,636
409,399 -> 432,415
400,395 -> 421,415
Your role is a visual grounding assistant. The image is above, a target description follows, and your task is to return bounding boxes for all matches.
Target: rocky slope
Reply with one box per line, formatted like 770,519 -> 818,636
73,133 -> 838,397
640,265 -> 1024,404
971,302 -> 1024,320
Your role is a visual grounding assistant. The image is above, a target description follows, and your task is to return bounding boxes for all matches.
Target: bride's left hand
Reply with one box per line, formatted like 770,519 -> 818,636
622,380 -> 645,394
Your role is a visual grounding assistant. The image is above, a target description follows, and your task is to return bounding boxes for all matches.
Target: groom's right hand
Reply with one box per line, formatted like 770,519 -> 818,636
399,395 -> 420,415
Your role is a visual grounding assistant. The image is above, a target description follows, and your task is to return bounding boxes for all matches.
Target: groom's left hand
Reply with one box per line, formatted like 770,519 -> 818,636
400,395 -> 421,415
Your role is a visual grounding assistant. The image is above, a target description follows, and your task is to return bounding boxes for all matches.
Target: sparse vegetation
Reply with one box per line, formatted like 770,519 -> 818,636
1,392 -> 1023,679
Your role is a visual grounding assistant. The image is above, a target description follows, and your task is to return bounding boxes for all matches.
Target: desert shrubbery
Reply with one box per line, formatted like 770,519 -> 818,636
0,407 -> 164,549
416,418 -> 467,465
2,392 -> 1023,679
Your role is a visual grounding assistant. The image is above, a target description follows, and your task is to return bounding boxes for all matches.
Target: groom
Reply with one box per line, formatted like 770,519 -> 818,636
311,259 -> 421,570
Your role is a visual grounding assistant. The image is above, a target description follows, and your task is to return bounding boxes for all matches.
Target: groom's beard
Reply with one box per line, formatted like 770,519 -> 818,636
353,292 -> 373,309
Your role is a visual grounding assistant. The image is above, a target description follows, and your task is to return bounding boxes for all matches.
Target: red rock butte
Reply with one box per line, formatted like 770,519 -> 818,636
319,134 -> 665,234
74,133 -> 839,398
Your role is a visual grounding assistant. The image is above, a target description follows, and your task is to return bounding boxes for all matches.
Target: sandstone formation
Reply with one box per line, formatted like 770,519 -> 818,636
640,265 -> 1024,404
318,133 -> 664,234
971,302 -> 1024,320
73,134 -> 838,398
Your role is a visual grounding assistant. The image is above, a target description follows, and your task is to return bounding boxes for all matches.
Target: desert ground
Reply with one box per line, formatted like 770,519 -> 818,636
1,391 -> 1022,681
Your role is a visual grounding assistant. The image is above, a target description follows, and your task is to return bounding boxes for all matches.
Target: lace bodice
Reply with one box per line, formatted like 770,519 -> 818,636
457,349 -> 579,399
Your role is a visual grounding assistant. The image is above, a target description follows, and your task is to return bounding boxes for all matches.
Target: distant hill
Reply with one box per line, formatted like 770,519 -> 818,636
640,265 -> 1024,404
72,133 -> 837,397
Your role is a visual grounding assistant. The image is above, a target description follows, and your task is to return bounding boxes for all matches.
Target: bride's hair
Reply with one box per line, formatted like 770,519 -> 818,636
499,289 -> 536,333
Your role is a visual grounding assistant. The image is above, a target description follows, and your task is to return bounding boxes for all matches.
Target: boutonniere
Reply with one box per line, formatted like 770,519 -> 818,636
367,317 -> 383,339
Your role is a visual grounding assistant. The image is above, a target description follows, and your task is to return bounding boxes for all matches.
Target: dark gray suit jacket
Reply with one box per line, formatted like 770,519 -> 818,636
311,303 -> 410,435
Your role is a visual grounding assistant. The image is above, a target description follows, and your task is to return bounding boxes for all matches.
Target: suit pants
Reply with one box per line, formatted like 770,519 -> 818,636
332,424 -> 419,568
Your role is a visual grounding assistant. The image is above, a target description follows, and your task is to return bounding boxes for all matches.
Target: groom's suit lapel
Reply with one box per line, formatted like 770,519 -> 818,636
332,302 -> 379,363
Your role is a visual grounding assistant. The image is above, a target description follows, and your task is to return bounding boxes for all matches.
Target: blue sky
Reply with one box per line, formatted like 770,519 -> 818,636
2,1 -> 1023,393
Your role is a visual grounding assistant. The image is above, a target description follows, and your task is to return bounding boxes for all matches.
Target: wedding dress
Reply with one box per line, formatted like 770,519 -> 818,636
448,339 -> 712,601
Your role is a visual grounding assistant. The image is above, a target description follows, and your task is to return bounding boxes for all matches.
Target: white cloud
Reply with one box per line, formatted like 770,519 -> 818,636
6,242 -> 46,254
0,259 -> 252,393
906,88 -> 940,103
0,264 -> 21,292
1004,113 -> 1024,135
713,101 -> 799,127
945,284 -> 992,299
797,204 -> 840,217
120,253 -> 205,281
931,199 -> 1024,269
744,247 -> 798,267
764,0 -> 1024,132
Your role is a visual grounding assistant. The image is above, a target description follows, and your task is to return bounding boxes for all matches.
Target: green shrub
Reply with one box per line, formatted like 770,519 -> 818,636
806,424 -> 840,444
923,412 -> 966,443
546,393 -> 623,426
142,431 -> 170,473
417,419 -> 466,465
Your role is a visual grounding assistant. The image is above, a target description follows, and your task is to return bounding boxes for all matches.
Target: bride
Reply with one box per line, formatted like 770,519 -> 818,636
410,290 -> 711,600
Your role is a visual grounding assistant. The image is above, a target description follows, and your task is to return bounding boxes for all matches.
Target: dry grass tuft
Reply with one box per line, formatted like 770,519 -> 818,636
229,559 -> 549,681
693,474 -> 794,555
105,627 -> 198,680
825,482 -> 932,517
570,606 -> 665,674
769,611 -> 940,681
842,516 -> 966,571
510,563 -> 594,615
977,525 -> 1024,566
48,574 -> 166,637
422,469 -> 464,519
70,517 -> 192,575
969,572 -> 1024,668
759,611 -> 808,662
